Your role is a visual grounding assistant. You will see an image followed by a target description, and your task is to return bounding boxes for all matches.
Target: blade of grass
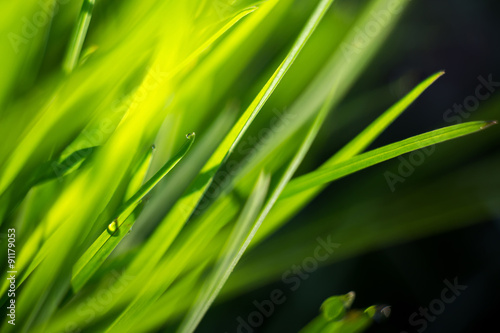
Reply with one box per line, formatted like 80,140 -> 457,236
3,135 -> 193,305
172,80 -> 336,333
254,71 -> 445,241
71,133 -> 195,291
63,0 -> 96,74
329,71 -> 445,164
224,156 -> 500,295
177,172 -> 270,333
233,0 -> 414,185
105,2 -> 337,330
120,0 -> 336,294
282,121 -> 497,198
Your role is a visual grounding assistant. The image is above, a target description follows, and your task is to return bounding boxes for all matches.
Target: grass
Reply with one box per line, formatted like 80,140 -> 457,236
0,0 -> 497,332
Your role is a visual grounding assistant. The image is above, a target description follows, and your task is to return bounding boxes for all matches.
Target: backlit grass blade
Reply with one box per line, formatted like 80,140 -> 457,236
5,134 -> 193,298
71,133 -> 195,291
177,172 -> 270,333
329,71 -> 445,164
63,0 -> 95,74
106,2 -> 337,331
282,121 -> 497,198
125,0 -> 335,297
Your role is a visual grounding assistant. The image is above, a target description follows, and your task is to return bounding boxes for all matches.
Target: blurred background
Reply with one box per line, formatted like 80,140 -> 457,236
198,0 -> 500,332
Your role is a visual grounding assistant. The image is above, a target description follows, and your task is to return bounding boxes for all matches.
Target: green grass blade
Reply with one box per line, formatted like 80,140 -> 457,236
71,134 -> 195,291
253,71 -> 445,241
176,172 -> 270,333
105,2 -> 337,329
329,71 -> 445,164
229,0 -> 413,211
36,146 -> 98,184
299,292 -> 390,333
118,0 -> 335,300
63,0 -> 96,74
282,121 -> 496,198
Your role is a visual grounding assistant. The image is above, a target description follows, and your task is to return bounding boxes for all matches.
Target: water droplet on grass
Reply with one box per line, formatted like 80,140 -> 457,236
186,132 -> 195,139
107,219 -> 118,234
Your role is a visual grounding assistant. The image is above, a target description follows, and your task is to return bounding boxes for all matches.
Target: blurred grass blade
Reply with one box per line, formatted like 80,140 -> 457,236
12,134 -> 193,297
282,121 -> 496,198
36,146 -> 97,184
300,293 -> 390,333
177,173 -> 270,333
63,0 -> 96,74
71,134 -> 195,291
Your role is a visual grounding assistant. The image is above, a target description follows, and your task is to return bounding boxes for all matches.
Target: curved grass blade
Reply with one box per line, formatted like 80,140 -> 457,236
282,121 -> 497,198
63,0 -> 96,74
71,133 -> 195,291
177,173 -> 270,333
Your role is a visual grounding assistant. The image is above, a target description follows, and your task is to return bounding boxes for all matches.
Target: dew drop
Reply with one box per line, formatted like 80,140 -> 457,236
186,132 -> 195,139
107,220 -> 118,233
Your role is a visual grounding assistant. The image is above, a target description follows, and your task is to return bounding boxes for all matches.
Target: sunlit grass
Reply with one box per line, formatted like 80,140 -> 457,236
0,0 -> 497,332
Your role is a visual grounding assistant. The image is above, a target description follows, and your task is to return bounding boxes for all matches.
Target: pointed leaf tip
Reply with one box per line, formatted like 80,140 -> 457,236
481,120 -> 498,130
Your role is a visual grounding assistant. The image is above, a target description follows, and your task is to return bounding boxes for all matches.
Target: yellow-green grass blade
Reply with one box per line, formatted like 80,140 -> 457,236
6,135 -> 191,297
282,121 -> 496,198
104,2 -> 337,331
163,0 -> 289,151
39,192 -> 241,333
35,108 -> 239,332
63,0 -> 95,74
71,134 -> 195,292
120,0 -> 336,292
177,172 -> 270,333
104,195 -> 240,332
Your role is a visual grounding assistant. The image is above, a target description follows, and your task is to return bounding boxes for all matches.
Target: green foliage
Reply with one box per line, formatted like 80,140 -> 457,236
300,292 -> 390,333
0,0 -> 497,332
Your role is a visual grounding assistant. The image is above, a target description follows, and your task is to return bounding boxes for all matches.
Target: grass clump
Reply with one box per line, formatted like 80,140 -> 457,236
0,0 -> 497,332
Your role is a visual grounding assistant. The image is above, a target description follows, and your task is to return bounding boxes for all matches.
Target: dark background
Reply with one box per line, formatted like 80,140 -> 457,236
198,0 -> 500,332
